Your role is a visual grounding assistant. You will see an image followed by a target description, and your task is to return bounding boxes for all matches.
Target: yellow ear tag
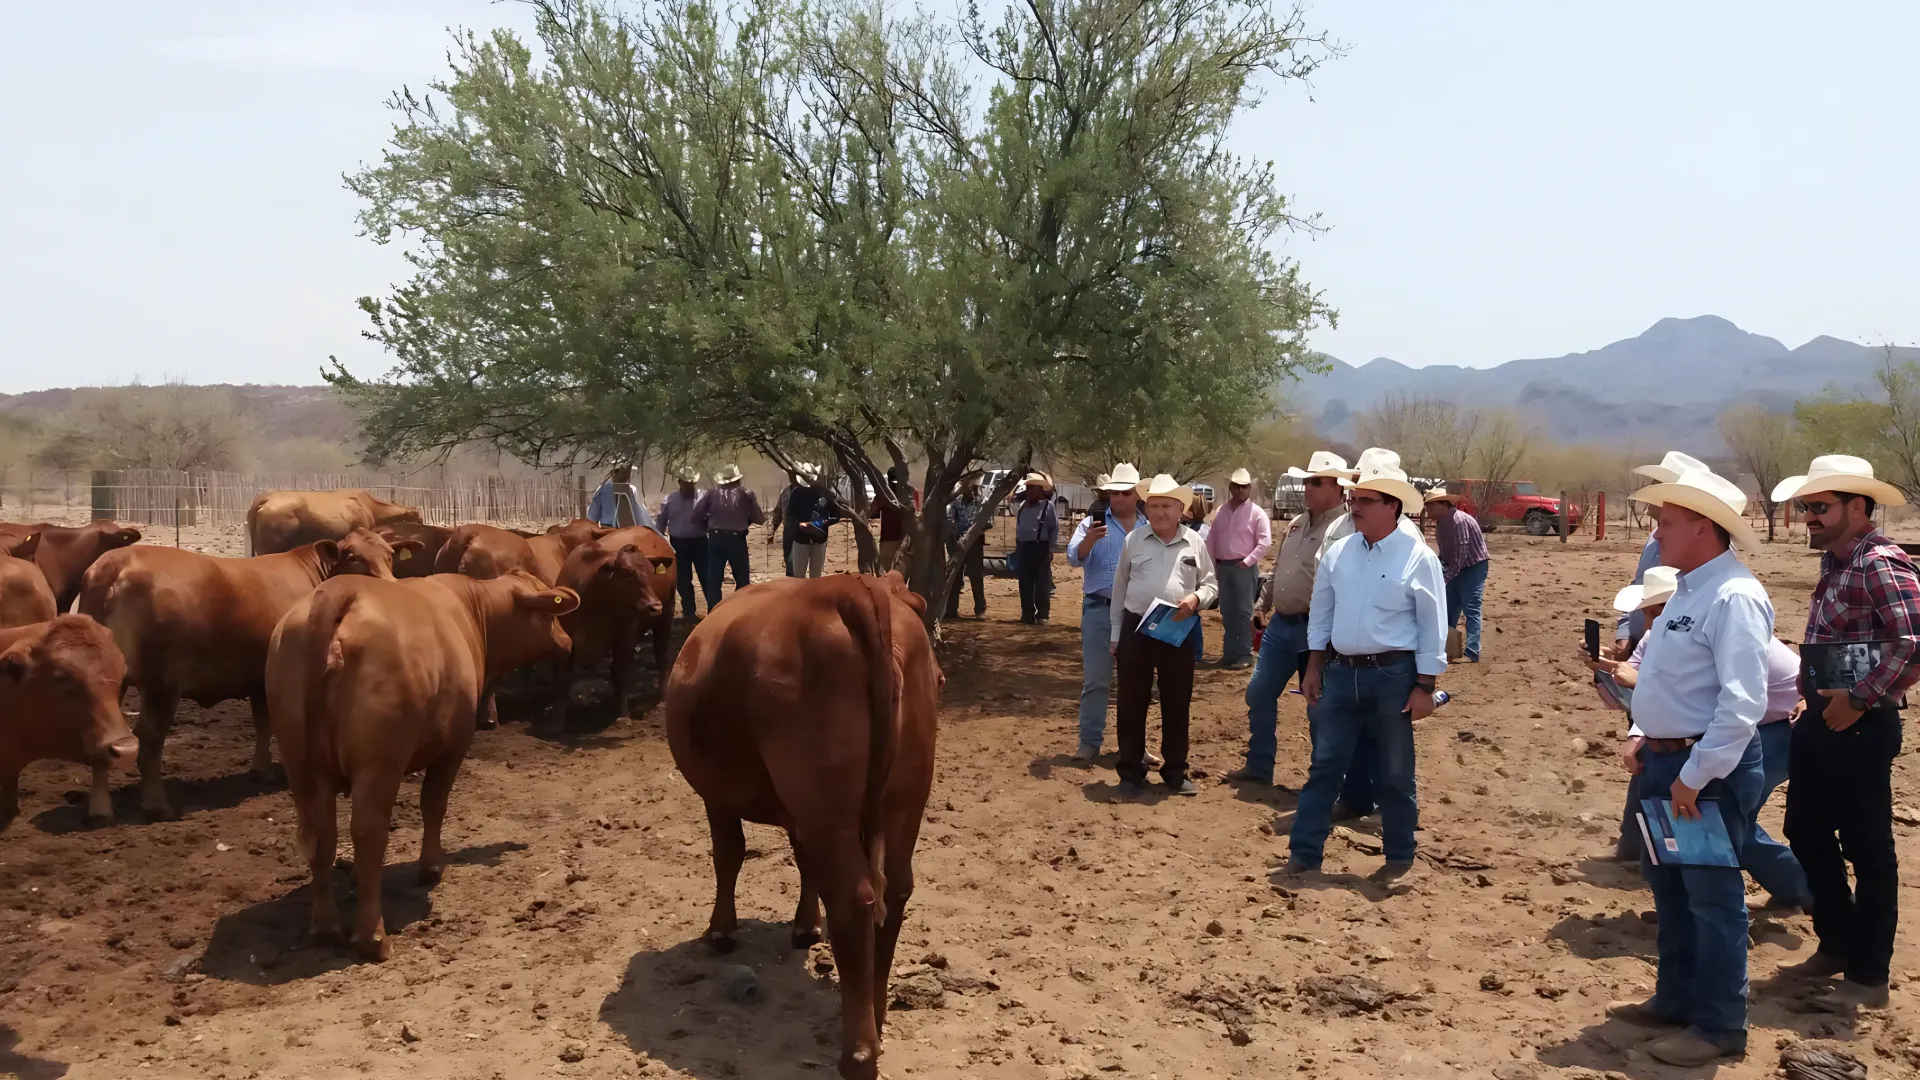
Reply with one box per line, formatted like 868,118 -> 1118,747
397,549 -> 412,561
553,596 -> 564,605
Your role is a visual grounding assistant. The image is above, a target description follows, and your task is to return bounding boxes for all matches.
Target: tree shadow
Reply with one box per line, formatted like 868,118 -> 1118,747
1545,910 -> 1658,961
0,1025 -> 67,1080
199,841 -> 526,986
1537,1020 -> 1729,1079
29,767 -> 284,834
599,920 -> 846,1080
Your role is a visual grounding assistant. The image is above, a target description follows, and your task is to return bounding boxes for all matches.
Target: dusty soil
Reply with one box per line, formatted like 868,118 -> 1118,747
4,527 -> 1920,1080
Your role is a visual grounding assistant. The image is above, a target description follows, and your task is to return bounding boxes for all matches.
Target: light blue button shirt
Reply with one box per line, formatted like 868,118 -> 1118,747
1066,508 -> 1143,597
1630,548 -> 1774,790
1307,524 -> 1449,677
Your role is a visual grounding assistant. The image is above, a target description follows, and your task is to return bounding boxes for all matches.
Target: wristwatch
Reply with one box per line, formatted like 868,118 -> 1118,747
1848,691 -> 1871,713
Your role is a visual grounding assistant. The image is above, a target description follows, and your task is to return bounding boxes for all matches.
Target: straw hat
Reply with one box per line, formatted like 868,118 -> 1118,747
1348,448 -> 1424,514
714,464 -> 744,485
1227,468 -> 1254,487
1101,463 -> 1143,492
1632,451 -> 1710,485
1287,451 -> 1358,480
675,467 -> 701,484
1023,471 -> 1053,490
1613,565 -> 1680,613
1422,487 -> 1460,505
793,461 -> 821,483
1139,474 -> 1195,508
1630,467 -> 1760,551
1770,454 -> 1907,507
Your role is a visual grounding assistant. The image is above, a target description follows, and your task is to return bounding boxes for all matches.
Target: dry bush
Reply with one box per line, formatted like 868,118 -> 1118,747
35,384 -> 252,472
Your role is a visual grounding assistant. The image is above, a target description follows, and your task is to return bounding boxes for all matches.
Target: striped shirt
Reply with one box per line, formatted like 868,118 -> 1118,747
1433,508 -> 1489,582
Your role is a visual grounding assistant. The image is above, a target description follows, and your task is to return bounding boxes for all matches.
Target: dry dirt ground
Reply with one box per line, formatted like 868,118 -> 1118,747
4,527 -> 1920,1080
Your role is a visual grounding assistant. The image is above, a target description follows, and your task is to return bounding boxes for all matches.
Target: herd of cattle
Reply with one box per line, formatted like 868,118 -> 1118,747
0,487 -> 939,1079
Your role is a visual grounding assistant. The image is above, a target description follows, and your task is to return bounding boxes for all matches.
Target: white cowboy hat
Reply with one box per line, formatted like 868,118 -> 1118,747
1631,467 -> 1760,551
1138,473 -> 1195,508
1101,463 -> 1143,492
1613,565 -> 1680,613
793,461 -> 821,482
1770,454 -> 1907,507
1422,487 -> 1460,505
1227,468 -> 1254,487
1348,448 -> 1424,514
675,467 -> 701,484
1023,471 -> 1053,489
1287,450 -> 1358,480
714,464 -> 744,485
1632,451 -> 1710,485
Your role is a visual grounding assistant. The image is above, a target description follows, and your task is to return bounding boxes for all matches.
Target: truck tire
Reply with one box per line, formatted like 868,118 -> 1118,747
1524,509 -> 1554,536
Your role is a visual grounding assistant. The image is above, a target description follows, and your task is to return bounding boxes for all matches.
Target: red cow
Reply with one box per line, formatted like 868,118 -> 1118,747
0,615 -> 139,829
554,527 -> 674,725
374,521 -> 454,578
665,572 -> 940,1080
0,533 -> 57,629
0,520 -> 142,613
434,519 -> 604,585
247,489 -> 421,556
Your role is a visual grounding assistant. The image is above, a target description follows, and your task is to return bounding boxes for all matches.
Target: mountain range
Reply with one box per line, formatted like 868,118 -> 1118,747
1291,315 -> 1919,452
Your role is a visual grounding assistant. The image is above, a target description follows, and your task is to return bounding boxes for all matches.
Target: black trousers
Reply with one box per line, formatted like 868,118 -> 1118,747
944,541 -> 986,617
1015,541 -> 1052,621
1786,704 -> 1902,986
1115,611 -> 1194,785
707,531 -> 750,600
670,536 -> 709,615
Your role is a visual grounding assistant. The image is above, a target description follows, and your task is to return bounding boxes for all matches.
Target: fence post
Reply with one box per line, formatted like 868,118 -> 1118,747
1558,490 -> 1569,543
91,470 -> 117,521
1596,491 -> 1606,541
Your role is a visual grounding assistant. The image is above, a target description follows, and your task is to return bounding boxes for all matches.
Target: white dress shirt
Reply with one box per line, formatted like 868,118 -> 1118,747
1630,549 -> 1774,790
1307,524 -> 1448,677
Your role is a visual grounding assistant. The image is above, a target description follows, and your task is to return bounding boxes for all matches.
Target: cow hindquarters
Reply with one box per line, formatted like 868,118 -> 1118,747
417,751 -> 465,887
349,769 -> 403,961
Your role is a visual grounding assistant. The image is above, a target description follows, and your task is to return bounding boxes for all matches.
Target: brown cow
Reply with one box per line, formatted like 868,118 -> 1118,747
266,571 -> 580,960
247,489 -> 421,556
0,533 -> 57,629
0,615 -> 139,829
374,521 -> 453,578
554,526 -> 674,725
433,518 -> 603,585
0,520 -> 143,613
76,532 -> 408,821
665,572 -> 940,1080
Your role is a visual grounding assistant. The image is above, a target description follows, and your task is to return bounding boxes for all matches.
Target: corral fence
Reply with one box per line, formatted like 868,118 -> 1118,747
0,468 -> 600,530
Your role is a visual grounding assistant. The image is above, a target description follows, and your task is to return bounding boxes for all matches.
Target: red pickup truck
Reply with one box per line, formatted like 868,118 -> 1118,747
1436,480 -> 1582,536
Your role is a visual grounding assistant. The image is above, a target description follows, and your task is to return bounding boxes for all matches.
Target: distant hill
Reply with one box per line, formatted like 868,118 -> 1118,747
0,384 -> 357,444
1290,316 -> 1920,452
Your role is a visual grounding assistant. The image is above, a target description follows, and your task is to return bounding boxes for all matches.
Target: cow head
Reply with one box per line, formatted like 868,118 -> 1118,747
545,518 -> 606,551
374,523 -> 448,578
370,500 -> 423,528
560,542 -> 666,619
317,528 -> 423,581
28,522 -> 142,612
483,570 -> 581,675
0,616 -> 137,801
0,532 -> 40,560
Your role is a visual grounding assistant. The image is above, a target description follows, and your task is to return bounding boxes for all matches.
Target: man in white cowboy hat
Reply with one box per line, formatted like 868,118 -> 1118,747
1772,454 -> 1919,1012
1284,448 -> 1445,882
1013,472 -> 1060,625
775,462 -> 837,579
695,463 -> 764,601
587,462 -> 656,530
1066,464 -> 1146,758
657,467 -> 713,618
1609,451 -> 1711,658
1603,466 -> 1773,1066
1108,474 -> 1217,797
1204,467 -> 1272,670
1421,487 -> 1490,663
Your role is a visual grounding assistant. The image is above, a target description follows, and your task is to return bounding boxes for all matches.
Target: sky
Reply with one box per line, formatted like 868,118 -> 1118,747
1,1 -> 1914,393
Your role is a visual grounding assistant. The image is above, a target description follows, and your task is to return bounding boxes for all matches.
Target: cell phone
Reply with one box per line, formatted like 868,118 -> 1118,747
1584,618 -> 1602,661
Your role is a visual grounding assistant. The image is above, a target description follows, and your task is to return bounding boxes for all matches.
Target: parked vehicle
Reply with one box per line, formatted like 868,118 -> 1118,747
1434,479 -> 1582,536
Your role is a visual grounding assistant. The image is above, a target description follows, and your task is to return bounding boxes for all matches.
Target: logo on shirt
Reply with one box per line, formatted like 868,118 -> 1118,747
1665,615 -> 1694,633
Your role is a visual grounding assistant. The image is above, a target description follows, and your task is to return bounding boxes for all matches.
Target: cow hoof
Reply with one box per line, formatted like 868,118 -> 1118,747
703,930 -> 737,954
353,936 -> 391,963
790,928 -> 821,949
248,764 -> 286,785
476,716 -> 498,731
141,802 -> 180,823
840,1046 -> 879,1080
418,863 -> 445,888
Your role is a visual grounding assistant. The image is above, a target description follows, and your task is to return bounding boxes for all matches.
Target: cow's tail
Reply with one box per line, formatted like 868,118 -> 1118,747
845,575 -> 899,927
303,586 -> 360,788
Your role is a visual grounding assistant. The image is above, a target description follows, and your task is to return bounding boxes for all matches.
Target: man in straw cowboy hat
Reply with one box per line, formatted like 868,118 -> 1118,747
1283,448 -> 1445,882
944,475 -> 990,621
658,468 -> 713,618
1204,467 -> 1273,670
1609,451 -> 1710,659
1066,464 -> 1147,759
772,462 -> 837,579
695,463 -> 764,601
1583,566 -> 1811,909
1772,454 -> 1919,1012
1108,474 -> 1218,797
588,462 -> 656,530
1603,465 -> 1773,1065
1014,472 -> 1060,624
1421,486 -> 1489,663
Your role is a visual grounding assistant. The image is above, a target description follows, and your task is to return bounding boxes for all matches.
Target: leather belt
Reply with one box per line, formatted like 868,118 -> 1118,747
1330,650 -> 1414,668
709,528 -> 748,536
1270,610 -> 1309,624
1642,737 -> 1699,753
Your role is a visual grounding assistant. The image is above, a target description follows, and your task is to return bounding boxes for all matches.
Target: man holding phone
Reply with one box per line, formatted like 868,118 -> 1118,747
1066,465 -> 1147,760
1606,467 -> 1772,1067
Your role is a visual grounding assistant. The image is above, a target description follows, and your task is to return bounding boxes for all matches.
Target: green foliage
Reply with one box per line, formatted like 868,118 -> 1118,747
1793,347 -> 1920,504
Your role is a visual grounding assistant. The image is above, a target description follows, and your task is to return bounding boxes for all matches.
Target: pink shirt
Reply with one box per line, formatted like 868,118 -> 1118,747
1205,497 -> 1273,567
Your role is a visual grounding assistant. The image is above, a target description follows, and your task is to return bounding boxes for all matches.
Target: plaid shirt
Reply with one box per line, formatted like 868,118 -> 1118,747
1804,527 -> 1920,704
946,495 -> 983,543
1434,509 -> 1490,581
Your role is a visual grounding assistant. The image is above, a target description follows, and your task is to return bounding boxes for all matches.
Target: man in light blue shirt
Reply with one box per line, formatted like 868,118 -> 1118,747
1604,467 -> 1771,1068
1285,449 -> 1446,884
1065,465 -> 1145,759
587,464 -> 656,530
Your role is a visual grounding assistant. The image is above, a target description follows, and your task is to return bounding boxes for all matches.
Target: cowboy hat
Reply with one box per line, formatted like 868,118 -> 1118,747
1630,467 -> 1760,551
793,461 -> 820,482
1138,473 -> 1195,508
1227,468 -> 1254,487
1422,487 -> 1460,505
1613,565 -> 1680,613
675,467 -> 701,484
1348,448 -> 1424,514
714,464 -> 744,485
1101,463 -> 1143,492
1770,454 -> 1907,507
1632,451 -> 1710,485
1287,450 -> 1358,480
1023,471 -> 1053,489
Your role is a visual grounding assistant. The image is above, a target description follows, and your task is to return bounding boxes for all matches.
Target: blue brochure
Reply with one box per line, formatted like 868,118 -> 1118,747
1139,598 -> 1196,646
1638,798 -> 1738,868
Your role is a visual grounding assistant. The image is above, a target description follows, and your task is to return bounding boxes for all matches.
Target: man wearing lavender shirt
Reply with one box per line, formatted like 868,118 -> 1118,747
1424,489 -> 1489,662
1204,469 -> 1273,669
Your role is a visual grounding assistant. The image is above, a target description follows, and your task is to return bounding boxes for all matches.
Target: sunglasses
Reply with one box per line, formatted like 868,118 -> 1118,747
1795,498 -> 1853,516
1303,477 -> 1341,489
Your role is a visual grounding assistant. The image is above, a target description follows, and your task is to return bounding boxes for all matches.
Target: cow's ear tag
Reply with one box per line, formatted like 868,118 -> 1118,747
397,549 -> 412,561
553,596 -> 564,605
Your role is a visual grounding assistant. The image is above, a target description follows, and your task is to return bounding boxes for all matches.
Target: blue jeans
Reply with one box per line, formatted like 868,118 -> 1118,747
707,532 -> 751,601
1078,596 -> 1114,749
1288,658 -> 1419,866
1216,562 -> 1258,664
1746,720 -> 1810,904
1241,616 -> 1376,801
1637,738 -> 1764,1046
1445,559 -> 1488,660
